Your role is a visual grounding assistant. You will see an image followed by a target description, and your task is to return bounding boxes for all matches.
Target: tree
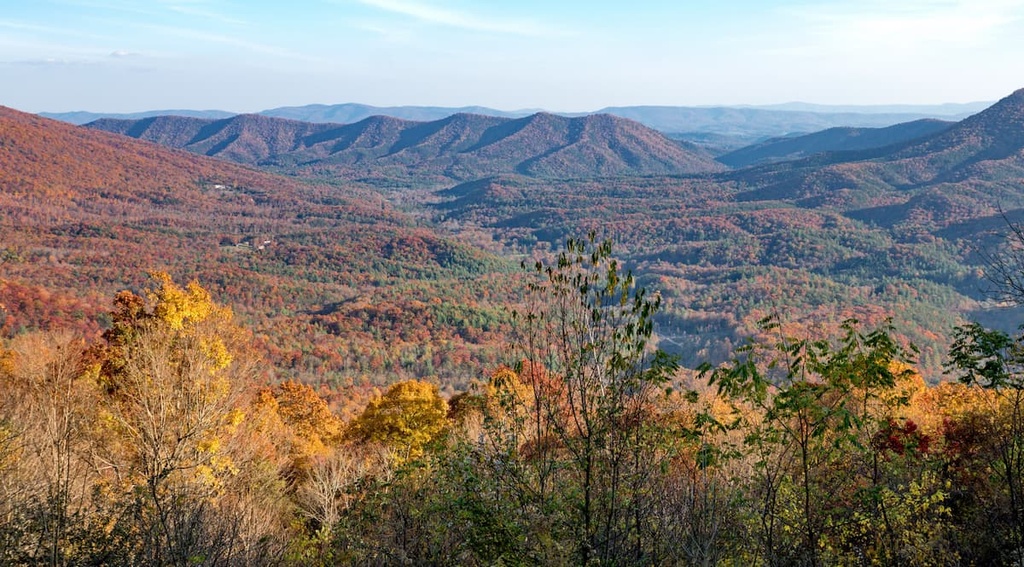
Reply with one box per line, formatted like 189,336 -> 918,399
253,380 -> 344,478
976,211 -> 1024,305
946,322 -> 1024,563
941,214 -> 1024,563
704,315 -> 915,565
0,332 -> 99,565
95,272 -> 259,565
346,379 -> 448,462
495,233 -> 679,564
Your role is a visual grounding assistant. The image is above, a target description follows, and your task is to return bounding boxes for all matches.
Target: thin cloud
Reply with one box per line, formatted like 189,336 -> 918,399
58,0 -> 249,27
788,0 -> 1024,49
157,1 -> 251,27
0,19 -> 112,41
54,0 -> 166,20
136,22 -> 326,64
354,0 -> 562,37
352,20 -> 416,43
10,57 -> 99,66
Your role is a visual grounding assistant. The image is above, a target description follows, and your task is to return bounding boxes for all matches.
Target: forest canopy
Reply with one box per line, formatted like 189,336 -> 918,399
3,239 -> 1024,565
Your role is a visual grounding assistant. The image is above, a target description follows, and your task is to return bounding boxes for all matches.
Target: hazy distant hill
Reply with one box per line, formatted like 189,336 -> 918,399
718,119 -> 954,168
596,106 -> 965,143
88,112 -> 725,181
42,101 -> 987,144
39,109 -> 236,125
744,101 -> 990,116
260,103 -> 536,123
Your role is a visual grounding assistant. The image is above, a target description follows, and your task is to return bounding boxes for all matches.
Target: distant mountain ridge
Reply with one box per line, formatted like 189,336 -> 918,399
724,88 -> 1024,228
39,109 -> 236,125
259,103 -> 538,123
87,111 -> 725,181
718,119 -> 954,168
40,101 -> 988,146
595,106 -> 966,141
739,101 -> 990,116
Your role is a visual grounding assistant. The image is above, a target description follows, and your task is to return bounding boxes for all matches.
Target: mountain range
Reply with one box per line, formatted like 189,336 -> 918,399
42,102 -> 982,149
8,88 -> 1024,382
86,112 -> 724,181
727,88 -> 1024,212
739,101 -> 991,115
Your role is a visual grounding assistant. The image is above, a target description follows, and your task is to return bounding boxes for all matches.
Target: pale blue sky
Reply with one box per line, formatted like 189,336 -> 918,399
2,0 -> 1024,112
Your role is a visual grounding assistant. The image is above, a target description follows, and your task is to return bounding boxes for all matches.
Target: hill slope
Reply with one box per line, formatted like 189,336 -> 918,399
718,119 -> 953,168
721,89 -> 1024,222
87,112 -> 725,181
0,106 -> 516,391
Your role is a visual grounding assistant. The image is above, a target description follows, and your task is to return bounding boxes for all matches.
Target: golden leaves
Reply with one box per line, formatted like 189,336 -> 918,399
147,271 -> 231,331
347,379 -> 448,462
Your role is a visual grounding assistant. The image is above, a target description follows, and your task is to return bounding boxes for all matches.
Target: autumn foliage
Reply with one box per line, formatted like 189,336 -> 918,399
3,245 -> 1024,564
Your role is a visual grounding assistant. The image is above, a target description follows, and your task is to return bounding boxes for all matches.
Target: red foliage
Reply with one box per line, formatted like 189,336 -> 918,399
872,418 -> 931,457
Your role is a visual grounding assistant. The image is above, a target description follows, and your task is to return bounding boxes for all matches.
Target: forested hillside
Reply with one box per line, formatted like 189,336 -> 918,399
87,112 -> 724,183
432,90 -> 1024,377
0,106 -> 520,400
717,118 -> 953,168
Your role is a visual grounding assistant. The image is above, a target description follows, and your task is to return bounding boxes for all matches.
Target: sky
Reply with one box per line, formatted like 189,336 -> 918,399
2,0 -> 1024,113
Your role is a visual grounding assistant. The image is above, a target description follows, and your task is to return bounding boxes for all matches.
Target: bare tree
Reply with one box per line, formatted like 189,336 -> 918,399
0,332 -> 94,566
295,446 -> 382,532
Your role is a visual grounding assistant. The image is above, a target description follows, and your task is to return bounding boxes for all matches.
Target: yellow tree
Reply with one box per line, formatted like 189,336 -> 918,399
270,380 -> 343,470
96,272 -> 257,565
346,380 -> 448,462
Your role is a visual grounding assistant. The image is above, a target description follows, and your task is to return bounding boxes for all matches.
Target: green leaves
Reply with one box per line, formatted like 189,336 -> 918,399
701,313 -> 918,563
947,322 -> 1020,390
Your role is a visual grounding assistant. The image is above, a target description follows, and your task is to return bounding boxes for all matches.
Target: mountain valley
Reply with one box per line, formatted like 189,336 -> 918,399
8,89 -> 1024,382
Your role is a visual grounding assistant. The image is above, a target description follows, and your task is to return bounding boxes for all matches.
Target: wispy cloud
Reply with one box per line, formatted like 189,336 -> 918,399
0,18 -> 112,41
787,0 -> 1024,49
354,0 -> 561,37
0,20 -> 121,62
156,0 -> 251,27
55,0 -> 166,20
352,20 -> 416,43
135,22 -> 326,63
9,57 -> 100,67
58,0 -> 250,28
